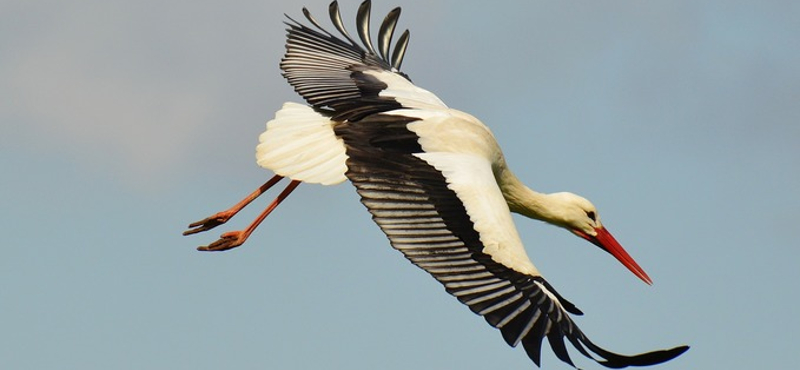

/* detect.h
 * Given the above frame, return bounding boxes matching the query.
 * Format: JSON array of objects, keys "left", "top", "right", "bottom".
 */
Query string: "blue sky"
[{"left": 2, "top": 1, "right": 798, "bottom": 369}]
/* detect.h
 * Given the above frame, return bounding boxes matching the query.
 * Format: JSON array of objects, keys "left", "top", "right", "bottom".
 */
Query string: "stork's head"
[{"left": 548, "top": 192, "right": 653, "bottom": 285}]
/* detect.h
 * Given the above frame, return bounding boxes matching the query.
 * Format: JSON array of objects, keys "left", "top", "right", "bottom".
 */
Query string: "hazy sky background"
[{"left": 2, "top": 1, "right": 798, "bottom": 369}]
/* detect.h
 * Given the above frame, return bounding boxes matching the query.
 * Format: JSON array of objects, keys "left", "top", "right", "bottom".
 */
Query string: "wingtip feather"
[
  {"left": 378, "top": 7, "right": 401, "bottom": 61},
  {"left": 391, "top": 29, "right": 410, "bottom": 70},
  {"left": 328, "top": 0, "right": 359, "bottom": 46},
  {"left": 581, "top": 335, "right": 690, "bottom": 368},
  {"left": 356, "top": 0, "right": 377, "bottom": 55}
]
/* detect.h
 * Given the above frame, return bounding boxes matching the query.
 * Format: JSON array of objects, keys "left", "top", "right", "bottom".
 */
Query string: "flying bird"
[{"left": 184, "top": 1, "right": 689, "bottom": 368}]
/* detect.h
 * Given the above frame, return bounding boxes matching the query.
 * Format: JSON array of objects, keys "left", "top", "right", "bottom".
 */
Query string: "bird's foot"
[
  {"left": 196, "top": 231, "right": 247, "bottom": 252},
  {"left": 183, "top": 212, "right": 234, "bottom": 236}
]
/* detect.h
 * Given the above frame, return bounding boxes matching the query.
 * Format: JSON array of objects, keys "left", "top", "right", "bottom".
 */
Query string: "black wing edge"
[
  {"left": 481, "top": 270, "right": 690, "bottom": 369},
  {"left": 555, "top": 315, "right": 690, "bottom": 369},
  {"left": 281, "top": 1, "right": 412, "bottom": 121},
  {"left": 335, "top": 114, "right": 690, "bottom": 369}
]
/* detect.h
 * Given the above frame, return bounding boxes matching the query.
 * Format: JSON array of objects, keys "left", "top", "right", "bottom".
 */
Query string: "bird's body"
[
  {"left": 185, "top": 1, "right": 688, "bottom": 368},
  {"left": 259, "top": 102, "right": 541, "bottom": 276}
]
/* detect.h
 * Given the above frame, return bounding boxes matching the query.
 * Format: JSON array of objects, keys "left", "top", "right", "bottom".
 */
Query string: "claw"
[
  {"left": 185, "top": 178, "right": 302, "bottom": 252},
  {"left": 183, "top": 213, "right": 234, "bottom": 236},
  {"left": 183, "top": 175, "right": 285, "bottom": 239},
  {"left": 197, "top": 231, "right": 246, "bottom": 252}
]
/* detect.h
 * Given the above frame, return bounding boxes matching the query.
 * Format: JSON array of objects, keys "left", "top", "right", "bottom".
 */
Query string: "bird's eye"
[{"left": 586, "top": 211, "right": 596, "bottom": 221}]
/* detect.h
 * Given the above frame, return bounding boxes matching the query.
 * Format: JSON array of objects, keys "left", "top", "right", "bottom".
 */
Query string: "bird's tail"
[{"left": 256, "top": 102, "right": 348, "bottom": 185}]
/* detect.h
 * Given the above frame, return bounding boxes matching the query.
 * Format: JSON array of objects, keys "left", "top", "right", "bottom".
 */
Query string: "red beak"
[{"left": 574, "top": 227, "right": 653, "bottom": 285}]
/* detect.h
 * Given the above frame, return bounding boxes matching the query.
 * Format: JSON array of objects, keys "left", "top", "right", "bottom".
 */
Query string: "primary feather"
[{"left": 254, "top": 1, "right": 690, "bottom": 368}]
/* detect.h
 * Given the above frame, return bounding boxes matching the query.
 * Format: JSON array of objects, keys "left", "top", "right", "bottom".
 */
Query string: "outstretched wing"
[
  {"left": 334, "top": 112, "right": 689, "bottom": 368},
  {"left": 281, "top": 0, "right": 446, "bottom": 122},
  {"left": 281, "top": 1, "right": 689, "bottom": 368}
]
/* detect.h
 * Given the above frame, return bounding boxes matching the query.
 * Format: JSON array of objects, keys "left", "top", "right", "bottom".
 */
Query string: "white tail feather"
[{"left": 256, "top": 102, "right": 348, "bottom": 185}]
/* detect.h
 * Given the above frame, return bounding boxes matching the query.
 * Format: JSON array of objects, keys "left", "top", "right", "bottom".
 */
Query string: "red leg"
[
  {"left": 197, "top": 180, "right": 302, "bottom": 252},
  {"left": 183, "top": 175, "right": 284, "bottom": 236}
]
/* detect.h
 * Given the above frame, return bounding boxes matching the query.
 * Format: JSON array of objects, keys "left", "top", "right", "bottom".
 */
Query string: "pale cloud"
[
  {"left": 0, "top": 0, "right": 349, "bottom": 192},
  {"left": 0, "top": 0, "right": 251, "bottom": 192},
  {"left": 7, "top": 41, "right": 216, "bottom": 191}
]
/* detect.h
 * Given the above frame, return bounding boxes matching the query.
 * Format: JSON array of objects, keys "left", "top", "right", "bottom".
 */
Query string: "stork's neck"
[{"left": 498, "top": 169, "right": 566, "bottom": 227}]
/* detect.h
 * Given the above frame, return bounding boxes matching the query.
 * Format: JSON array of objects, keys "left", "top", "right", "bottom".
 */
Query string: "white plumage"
[
  {"left": 185, "top": 1, "right": 688, "bottom": 368},
  {"left": 256, "top": 102, "right": 347, "bottom": 185}
]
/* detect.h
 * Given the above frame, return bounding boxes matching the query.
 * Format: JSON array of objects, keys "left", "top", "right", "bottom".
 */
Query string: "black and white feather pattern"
[
  {"left": 281, "top": 1, "right": 409, "bottom": 121},
  {"left": 334, "top": 114, "right": 686, "bottom": 368},
  {"left": 280, "top": 1, "right": 688, "bottom": 368}
]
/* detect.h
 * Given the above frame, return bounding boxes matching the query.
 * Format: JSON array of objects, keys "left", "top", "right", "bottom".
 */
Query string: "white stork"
[{"left": 185, "top": 1, "right": 689, "bottom": 368}]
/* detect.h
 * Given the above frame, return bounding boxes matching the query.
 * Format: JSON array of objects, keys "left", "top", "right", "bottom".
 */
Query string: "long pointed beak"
[{"left": 574, "top": 227, "right": 653, "bottom": 285}]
